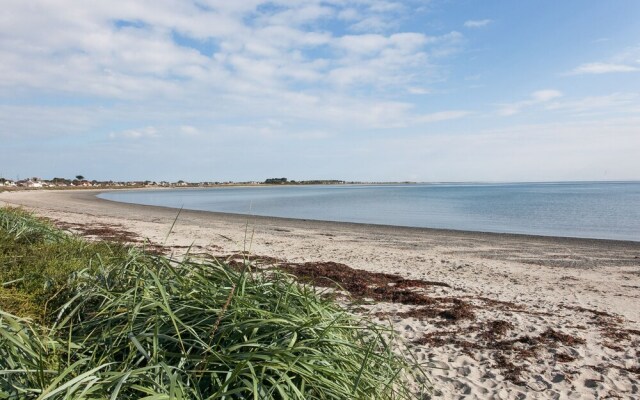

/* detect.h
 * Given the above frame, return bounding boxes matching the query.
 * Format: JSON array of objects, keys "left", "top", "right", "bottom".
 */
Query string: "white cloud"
[
  {"left": 0, "top": 0, "right": 457, "bottom": 103},
  {"left": 531, "top": 90, "right": 563, "bottom": 102},
  {"left": 464, "top": 19, "right": 492, "bottom": 28},
  {"left": 349, "top": 16, "right": 395, "bottom": 32},
  {"left": 109, "top": 126, "right": 159, "bottom": 140},
  {"left": 547, "top": 93, "right": 638, "bottom": 113},
  {"left": 336, "top": 34, "right": 390, "bottom": 55},
  {"left": 0, "top": 0, "right": 470, "bottom": 161},
  {"left": 257, "top": 4, "right": 336, "bottom": 27},
  {"left": 498, "top": 90, "right": 562, "bottom": 116},
  {"left": 179, "top": 126, "right": 201, "bottom": 136},
  {"left": 327, "top": 31, "right": 461, "bottom": 88},
  {"left": 570, "top": 62, "right": 638, "bottom": 75},
  {"left": 337, "top": 8, "right": 360, "bottom": 21},
  {"left": 415, "top": 110, "right": 471, "bottom": 123},
  {"left": 407, "top": 87, "right": 431, "bottom": 95}
]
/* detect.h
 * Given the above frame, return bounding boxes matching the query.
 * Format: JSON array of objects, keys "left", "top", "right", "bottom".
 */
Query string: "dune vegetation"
[{"left": 0, "top": 207, "right": 426, "bottom": 399}]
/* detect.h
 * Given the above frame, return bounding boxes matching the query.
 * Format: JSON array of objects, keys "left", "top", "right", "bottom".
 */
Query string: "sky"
[{"left": 1, "top": 0, "right": 639, "bottom": 183}]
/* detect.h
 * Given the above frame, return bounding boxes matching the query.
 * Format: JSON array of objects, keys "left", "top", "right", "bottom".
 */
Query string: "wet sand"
[{"left": 1, "top": 189, "right": 639, "bottom": 399}]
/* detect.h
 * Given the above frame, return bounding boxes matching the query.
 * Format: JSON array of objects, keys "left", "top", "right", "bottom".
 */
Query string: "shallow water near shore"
[{"left": 98, "top": 181, "right": 640, "bottom": 241}]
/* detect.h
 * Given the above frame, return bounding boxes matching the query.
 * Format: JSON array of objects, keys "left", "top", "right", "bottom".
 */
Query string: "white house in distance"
[{"left": 20, "top": 179, "right": 44, "bottom": 188}]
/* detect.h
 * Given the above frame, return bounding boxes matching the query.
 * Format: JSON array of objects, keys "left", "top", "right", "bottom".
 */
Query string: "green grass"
[
  {"left": 0, "top": 207, "right": 137, "bottom": 320},
  {"left": 0, "top": 207, "right": 428, "bottom": 399}
]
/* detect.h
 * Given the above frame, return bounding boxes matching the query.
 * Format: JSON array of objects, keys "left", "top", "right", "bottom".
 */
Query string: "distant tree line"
[
  {"left": 263, "top": 178, "right": 345, "bottom": 185},
  {"left": 264, "top": 178, "right": 288, "bottom": 184}
]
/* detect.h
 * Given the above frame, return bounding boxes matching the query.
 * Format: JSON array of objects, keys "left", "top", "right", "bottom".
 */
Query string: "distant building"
[{"left": 21, "top": 179, "right": 43, "bottom": 188}]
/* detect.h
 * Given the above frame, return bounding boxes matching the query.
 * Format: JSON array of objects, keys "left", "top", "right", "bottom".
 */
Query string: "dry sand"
[{"left": 1, "top": 189, "right": 639, "bottom": 399}]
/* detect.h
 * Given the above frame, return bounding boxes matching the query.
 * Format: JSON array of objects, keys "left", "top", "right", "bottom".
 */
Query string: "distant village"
[{"left": 0, "top": 176, "right": 349, "bottom": 189}]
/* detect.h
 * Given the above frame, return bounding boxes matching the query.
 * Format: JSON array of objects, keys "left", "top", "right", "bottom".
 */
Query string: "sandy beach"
[{"left": 1, "top": 189, "right": 639, "bottom": 399}]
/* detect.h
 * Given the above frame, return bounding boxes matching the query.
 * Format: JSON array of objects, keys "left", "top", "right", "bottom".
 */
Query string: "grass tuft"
[
  {"left": 0, "top": 207, "right": 428, "bottom": 399},
  {"left": 0, "top": 207, "right": 135, "bottom": 321}
]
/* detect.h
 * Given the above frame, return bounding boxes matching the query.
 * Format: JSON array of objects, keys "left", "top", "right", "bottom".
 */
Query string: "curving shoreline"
[
  {"left": 97, "top": 184, "right": 640, "bottom": 243},
  {"left": 1, "top": 189, "right": 639, "bottom": 398},
  {"left": 7, "top": 188, "right": 640, "bottom": 245}
]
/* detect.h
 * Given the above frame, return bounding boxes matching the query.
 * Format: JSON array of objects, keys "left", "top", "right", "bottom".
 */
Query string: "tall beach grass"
[{"left": 0, "top": 207, "right": 427, "bottom": 399}]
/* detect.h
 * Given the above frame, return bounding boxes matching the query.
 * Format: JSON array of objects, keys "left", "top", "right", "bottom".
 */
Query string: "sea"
[{"left": 98, "top": 182, "right": 640, "bottom": 242}]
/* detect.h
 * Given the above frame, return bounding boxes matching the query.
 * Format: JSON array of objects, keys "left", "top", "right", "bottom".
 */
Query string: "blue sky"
[{"left": 1, "top": 0, "right": 639, "bottom": 182}]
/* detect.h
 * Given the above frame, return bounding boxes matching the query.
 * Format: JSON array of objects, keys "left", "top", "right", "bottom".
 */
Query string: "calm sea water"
[{"left": 98, "top": 182, "right": 640, "bottom": 241}]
